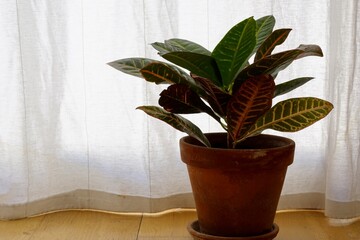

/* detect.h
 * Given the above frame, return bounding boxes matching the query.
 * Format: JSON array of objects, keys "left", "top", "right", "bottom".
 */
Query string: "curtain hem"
[{"left": 1, "top": 190, "right": 359, "bottom": 220}]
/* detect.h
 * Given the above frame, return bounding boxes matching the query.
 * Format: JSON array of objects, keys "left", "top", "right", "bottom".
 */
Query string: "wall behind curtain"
[{"left": 0, "top": 0, "right": 359, "bottom": 219}]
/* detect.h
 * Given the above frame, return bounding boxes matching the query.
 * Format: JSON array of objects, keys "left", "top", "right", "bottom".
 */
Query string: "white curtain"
[{"left": 0, "top": 0, "right": 359, "bottom": 220}]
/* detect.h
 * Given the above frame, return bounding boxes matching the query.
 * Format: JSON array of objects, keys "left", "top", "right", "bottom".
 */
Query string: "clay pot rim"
[
  {"left": 180, "top": 133, "right": 295, "bottom": 152},
  {"left": 179, "top": 133, "right": 295, "bottom": 169}
]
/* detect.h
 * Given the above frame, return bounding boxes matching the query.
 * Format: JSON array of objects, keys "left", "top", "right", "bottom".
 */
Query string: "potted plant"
[{"left": 108, "top": 15, "right": 333, "bottom": 240}]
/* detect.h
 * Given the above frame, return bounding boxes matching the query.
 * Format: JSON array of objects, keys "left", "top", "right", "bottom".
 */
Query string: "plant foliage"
[{"left": 108, "top": 15, "right": 333, "bottom": 148}]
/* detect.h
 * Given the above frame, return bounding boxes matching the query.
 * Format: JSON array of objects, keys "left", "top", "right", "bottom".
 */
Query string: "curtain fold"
[
  {"left": 325, "top": 0, "right": 360, "bottom": 218},
  {"left": 0, "top": 0, "right": 359, "bottom": 219}
]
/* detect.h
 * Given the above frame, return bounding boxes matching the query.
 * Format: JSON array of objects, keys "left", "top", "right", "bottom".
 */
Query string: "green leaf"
[
  {"left": 140, "top": 62, "right": 205, "bottom": 96},
  {"left": 241, "top": 97, "right": 334, "bottom": 140},
  {"left": 255, "top": 28, "right": 292, "bottom": 61},
  {"left": 227, "top": 75, "right": 275, "bottom": 145},
  {"left": 159, "top": 84, "right": 220, "bottom": 122},
  {"left": 151, "top": 42, "right": 177, "bottom": 55},
  {"left": 161, "top": 52, "right": 222, "bottom": 86},
  {"left": 212, "top": 17, "right": 257, "bottom": 89},
  {"left": 137, "top": 106, "right": 211, "bottom": 147},
  {"left": 165, "top": 38, "right": 211, "bottom": 56},
  {"left": 107, "top": 58, "right": 157, "bottom": 78},
  {"left": 253, "top": 15, "right": 276, "bottom": 54},
  {"left": 151, "top": 38, "right": 211, "bottom": 56},
  {"left": 274, "top": 77, "right": 314, "bottom": 97}
]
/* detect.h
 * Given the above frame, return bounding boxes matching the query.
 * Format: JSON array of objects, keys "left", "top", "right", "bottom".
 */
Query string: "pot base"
[{"left": 187, "top": 220, "right": 279, "bottom": 240}]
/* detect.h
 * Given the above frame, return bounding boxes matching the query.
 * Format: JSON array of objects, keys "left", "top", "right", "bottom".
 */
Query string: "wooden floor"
[{"left": 0, "top": 209, "right": 359, "bottom": 240}]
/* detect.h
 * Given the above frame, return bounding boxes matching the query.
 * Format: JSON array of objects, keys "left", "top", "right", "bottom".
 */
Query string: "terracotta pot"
[{"left": 180, "top": 133, "right": 295, "bottom": 238}]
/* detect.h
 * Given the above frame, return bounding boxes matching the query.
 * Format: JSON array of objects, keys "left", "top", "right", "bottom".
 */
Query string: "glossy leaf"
[
  {"left": 159, "top": 84, "right": 220, "bottom": 122},
  {"left": 212, "top": 17, "right": 257, "bottom": 89},
  {"left": 151, "top": 38, "right": 211, "bottom": 56},
  {"left": 165, "top": 38, "right": 211, "bottom": 56},
  {"left": 227, "top": 75, "right": 275, "bottom": 145},
  {"left": 296, "top": 44, "right": 323, "bottom": 58},
  {"left": 191, "top": 74, "right": 232, "bottom": 118},
  {"left": 140, "top": 62, "right": 205, "bottom": 96},
  {"left": 162, "top": 52, "right": 222, "bottom": 86},
  {"left": 241, "top": 97, "right": 334, "bottom": 141},
  {"left": 137, "top": 106, "right": 211, "bottom": 147},
  {"left": 159, "top": 84, "right": 201, "bottom": 113},
  {"left": 234, "top": 49, "right": 301, "bottom": 91},
  {"left": 253, "top": 15, "right": 276, "bottom": 54},
  {"left": 151, "top": 42, "right": 178, "bottom": 55},
  {"left": 109, "top": 15, "right": 334, "bottom": 149},
  {"left": 255, "top": 28, "right": 292, "bottom": 61},
  {"left": 274, "top": 77, "right": 314, "bottom": 97},
  {"left": 235, "top": 44, "right": 323, "bottom": 87},
  {"left": 107, "top": 58, "right": 157, "bottom": 78}
]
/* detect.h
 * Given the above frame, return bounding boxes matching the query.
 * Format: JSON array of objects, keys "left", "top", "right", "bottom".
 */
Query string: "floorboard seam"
[{"left": 136, "top": 213, "right": 144, "bottom": 240}]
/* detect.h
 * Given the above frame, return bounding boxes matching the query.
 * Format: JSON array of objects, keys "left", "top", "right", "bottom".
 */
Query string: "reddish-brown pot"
[{"left": 180, "top": 133, "right": 295, "bottom": 238}]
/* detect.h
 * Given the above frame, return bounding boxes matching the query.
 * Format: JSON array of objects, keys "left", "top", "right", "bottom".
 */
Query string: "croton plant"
[{"left": 108, "top": 15, "right": 333, "bottom": 148}]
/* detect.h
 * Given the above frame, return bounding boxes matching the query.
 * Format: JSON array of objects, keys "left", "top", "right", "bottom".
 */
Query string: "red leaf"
[
  {"left": 227, "top": 75, "right": 275, "bottom": 143},
  {"left": 191, "top": 74, "right": 231, "bottom": 117},
  {"left": 159, "top": 84, "right": 202, "bottom": 113},
  {"left": 159, "top": 84, "right": 219, "bottom": 121}
]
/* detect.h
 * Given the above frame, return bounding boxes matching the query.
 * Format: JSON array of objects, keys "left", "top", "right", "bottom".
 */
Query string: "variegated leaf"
[
  {"left": 151, "top": 38, "right": 211, "bottom": 56},
  {"left": 164, "top": 38, "right": 211, "bottom": 56},
  {"left": 296, "top": 44, "right": 323, "bottom": 58},
  {"left": 255, "top": 28, "right": 292, "bottom": 61},
  {"left": 236, "top": 49, "right": 302, "bottom": 83},
  {"left": 151, "top": 42, "right": 178, "bottom": 55},
  {"left": 161, "top": 52, "right": 222, "bottom": 86},
  {"left": 227, "top": 75, "right": 275, "bottom": 145},
  {"left": 212, "top": 17, "right": 257, "bottom": 89},
  {"left": 137, "top": 106, "right": 211, "bottom": 147},
  {"left": 140, "top": 62, "right": 206, "bottom": 96},
  {"left": 253, "top": 15, "right": 276, "bottom": 54},
  {"left": 107, "top": 58, "right": 157, "bottom": 78},
  {"left": 234, "top": 44, "right": 322, "bottom": 90},
  {"left": 241, "top": 97, "right": 334, "bottom": 141},
  {"left": 191, "top": 74, "right": 231, "bottom": 118}
]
